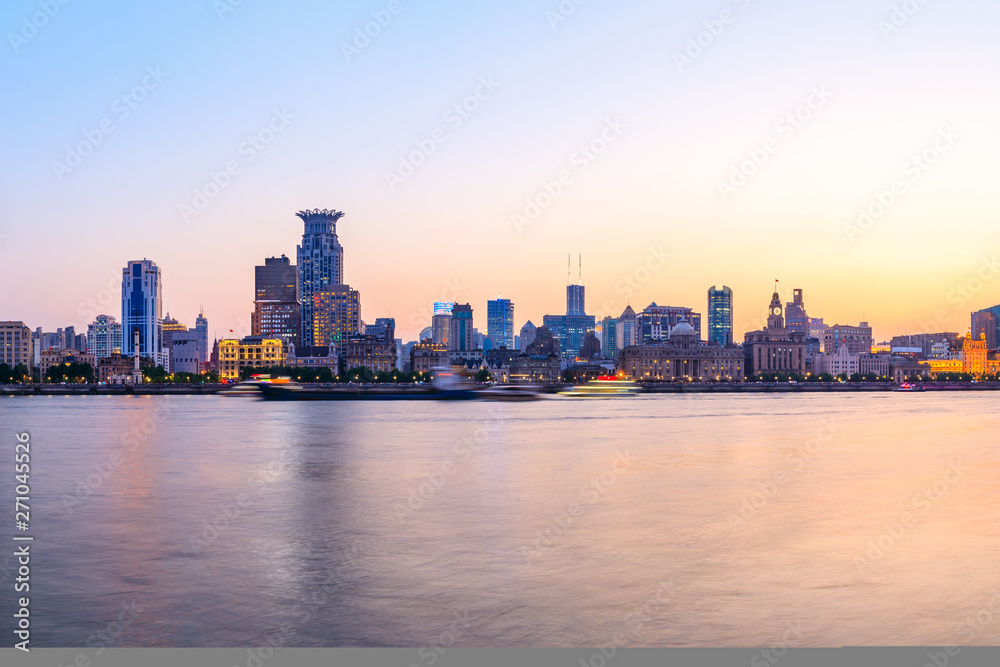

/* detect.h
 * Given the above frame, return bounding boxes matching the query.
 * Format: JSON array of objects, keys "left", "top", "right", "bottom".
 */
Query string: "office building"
[
  {"left": 87, "top": 314, "right": 123, "bottom": 360},
  {"left": 824, "top": 322, "right": 873, "bottom": 355},
  {"left": 216, "top": 337, "right": 287, "bottom": 380},
  {"left": 487, "top": 298, "right": 515, "bottom": 350},
  {"left": 972, "top": 306, "right": 999, "bottom": 350},
  {"left": 0, "top": 321, "right": 33, "bottom": 370},
  {"left": 195, "top": 310, "right": 209, "bottom": 363},
  {"left": 743, "top": 290, "right": 807, "bottom": 377},
  {"left": 253, "top": 254, "right": 301, "bottom": 346},
  {"left": 297, "top": 208, "right": 347, "bottom": 346},
  {"left": 312, "top": 285, "right": 361, "bottom": 351},
  {"left": 618, "top": 321, "right": 744, "bottom": 381},
  {"left": 638, "top": 303, "right": 701, "bottom": 343},
  {"left": 121, "top": 259, "right": 168, "bottom": 368},
  {"left": 708, "top": 285, "right": 734, "bottom": 346},
  {"left": 519, "top": 321, "right": 537, "bottom": 352}
]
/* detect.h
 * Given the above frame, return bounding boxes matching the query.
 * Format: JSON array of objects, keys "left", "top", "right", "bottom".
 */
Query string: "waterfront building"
[
  {"left": 487, "top": 298, "right": 515, "bottom": 351},
  {"left": 431, "top": 313, "right": 451, "bottom": 347},
  {"left": 813, "top": 346, "right": 859, "bottom": 378},
  {"left": 638, "top": 303, "right": 702, "bottom": 343},
  {"left": 344, "top": 334, "right": 397, "bottom": 374},
  {"left": 170, "top": 330, "right": 201, "bottom": 374},
  {"left": 618, "top": 320, "right": 744, "bottom": 381},
  {"left": 216, "top": 337, "right": 287, "bottom": 380},
  {"left": 824, "top": 322, "right": 873, "bottom": 355},
  {"left": 253, "top": 255, "right": 301, "bottom": 346},
  {"left": 450, "top": 304, "right": 475, "bottom": 352},
  {"left": 311, "top": 285, "right": 361, "bottom": 351},
  {"left": 808, "top": 318, "right": 828, "bottom": 348},
  {"left": 296, "top": 209, "right": 347, "bottom": 346},
  {"left": 925, "top": 358, "right": 963, "bottom": 378},
  {"left": 708, "top": 285, "right": 734, "bottom": 346},
  {"left": 410, "top": 342, "right": 450, "bottom": 373},
  {"left": 510, "top": 353, "right": 562, "bottom": 384},
  {"left": 859, "top": 352, "right": 891, "bottom": 378},
  {"left": 519, "top": 321, "right": 537, "bottom": 352},
  {"left": 961, "top": 333, "right": 988, "bottom": 375},
  {"left": 87, "top": 315, "right": 123, "bottom": 361},
  {"left": 2, "top": 322, "right": 32, "bottom": 371},
  {"left": 889, "top": 333, "right": 957, "bottom": 358},
  {"left": 601, "top": 317, "right": 619, "bottom": 360},
  {"left": 97, "top": 352, "right": 138, "bottom": 384},
  {"left": 889, "top": 357, "right": 930, "bottom": 383},
  {"left": 286, "top": 344, "right": 338, "bottom": 370},
  {"left": 743, "top": 290, "right": 807, "bottom": 377},
  {"left": 972, "top": 307, "right": 999, "bottom": 350},
  {"left": 121, "top": 259, "right": 168, "bottom": 368},
  {"left": 39, "top": 348, "right": 95, "bottom": 377}
]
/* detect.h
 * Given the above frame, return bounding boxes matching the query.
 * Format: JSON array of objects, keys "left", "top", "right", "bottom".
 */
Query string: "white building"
[
  {"left": 87, "top": 314, "right": 123, "bottom": 361},
  {"left": 170, "top": 330, "right": 201, "bottom": 374},
  {"left": 814, "top": 346, "right": 859, "bottom": 377}
]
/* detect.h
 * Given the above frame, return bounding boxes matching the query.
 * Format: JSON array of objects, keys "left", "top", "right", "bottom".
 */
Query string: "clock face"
[{"left": 772, "top": 307, "right": 781, "bottom": 315}]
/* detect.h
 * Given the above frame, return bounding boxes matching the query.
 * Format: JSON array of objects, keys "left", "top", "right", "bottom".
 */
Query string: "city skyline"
[{"left": 2, "top": 1, "right": 999, "bottom": 344}]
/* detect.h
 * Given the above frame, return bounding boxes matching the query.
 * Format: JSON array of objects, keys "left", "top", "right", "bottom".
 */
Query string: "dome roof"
[{"left": 672, "top": 320, "right": 695, "bottom": 336}]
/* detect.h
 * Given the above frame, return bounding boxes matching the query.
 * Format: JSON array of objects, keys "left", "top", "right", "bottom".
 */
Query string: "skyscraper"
[
  {"left": 121, "top": 259, "right": 167, "bottom": 367},
  {"left": 296, "top": 209, "right": 346, "bottom": 346},
  {"left": 450, "top": 304, "right": 474, "bottom": 352},
  {"left": 195, "top": 310, "right": 209, "bottom": 363},
  {"left": 543, "top": 256, "right": 595, "bottom": 360},
  {"left": 312, "top": 286, "right": 361, "bottom": 351},
  {"left": 253, "top": 255, "right": 301, "bottom": 345},
  {"left": 972, "top": 306, "right": 1000, "bottom": 350},
  {"left": 519, "top": 321, "right": 537, "bottom": 352},
  {"left": 707, "top": 285, "right": 733, "bottom": 346},
  {"left": 784, "top": 288, "right": 808, "bottom": 336},
  {"left": 487, "top": 298, "right": 515, "bottom": 350}
]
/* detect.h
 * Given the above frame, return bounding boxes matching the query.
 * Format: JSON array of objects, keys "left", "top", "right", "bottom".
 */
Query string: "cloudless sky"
[{"left": 2, "top": 0, "right": 999, "bottom": 342}]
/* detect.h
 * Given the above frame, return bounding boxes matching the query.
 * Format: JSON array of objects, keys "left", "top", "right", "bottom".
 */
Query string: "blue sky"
[{"left": 2, "top": 0, "right": 999, "bottom": 341}]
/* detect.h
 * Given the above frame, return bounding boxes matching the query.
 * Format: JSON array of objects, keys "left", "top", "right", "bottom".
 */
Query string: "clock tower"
[{"left": 767, "top": 291, "right": 784, "bottom": 330}]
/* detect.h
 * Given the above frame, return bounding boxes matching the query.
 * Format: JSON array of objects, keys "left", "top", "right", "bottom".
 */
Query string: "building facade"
[
  {"left": 170, "top": 330, "right": 201, "bottom": 374},
  {"left": 296, "top": 209, "right": 346, "bottom": 346},
  {"left": 311, "top": 285, "right": 360, "bottom": 351},
  {"left": 344, "top": 335, "right": 397, "bottom": 374},
  {"left": 519, "top": 321, "right": 537, "bottom": 353},
  {"left": 411, "top": 342, "right": 450, "bottom": 373},
  {"left": 216, "top": 337, "right": 287, "bottom": 380},
  {"left": 743, "top": 291, "right": 807, "bottom": 377},
  {"left": 824, "top": 322, "right": 873, "bottom": 355},
  {"left": 253, "top": 254, "right": 301, "bottom": 346},
  {"left": 87, "top": 314, "right": 123, "bottom": 360},
  {"left": 638, "top": 303, "right": 702, "bottom": 343},
  {"left": 487, "top": 298, "right": 515, "bottom": 350},
  {"left": 40, "top": 349, "right": 96, "bottom": 378},
  {"left": 1, "top": 322, "right": 33, "bottom": 370},
  {"left": 286, "top": 344, "right": 339, "bottom": 370},
  {"left": 972, "top": 307, "right": 999, "bottom": 350},
  {"left": 121, "top": 259, "right": 168, "bottom": 368},
  {"left": 707, "top": 285, "right": 733, "bottom": 346},
  {"left": 450, "top": 304, "right": 475, "bottom": 352},
  {"left": 618, "top": 321, "right": 744, "bottom": 381}
]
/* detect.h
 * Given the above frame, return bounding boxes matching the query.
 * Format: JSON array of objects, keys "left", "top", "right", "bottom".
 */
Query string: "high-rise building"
[
  {"left": 972, "top": 306, "right": 1000, "bottom": 350},
  {"left": 296, "top": 209, "right": 346, "bottom": 346},
  {"left": 161, "top": 313, "right": 188, "bottom": 353},
  {"left": 450, "top": 304, "right": 474, "bottom": 352},
  {"left": 601, "top": 316, "right": 619, "bottom": 360},
  {"left": 121, "top": 259, "right": 167, "bottom": 367},
  {"left": 431, "top": 313, "right": 451, "bottom": 347},
  {"left": 87, "top": 314, "right": 123, "bottom": 360},
  {"left": 638, "top": 303, "right": 701, "bottom": 343},
  {"left": 567, "top": 285, "right": 585, "bottom": 317},
  {"left": 618, "top": 305, "right": 638, "bottom": 350},
  {"left": 784, "top": 289, "right": 808, "bottom": 336},
  {"left": 487, "top": 298, "right": 515, "bottom": 350},
  {"left": 519, "top": 321, "right": 537, "bottom": 352},
  {"left": 312, "top": 285, "right": 360, "bottom": 351},
  {"left": 195, "top": 310, "right": 209, "bottom": 364},
  {"left": 708, "top": 286, "right": 733, "bottom": 346},
  {"left": 0, "top": 321, "right": 32, "bottom": 370},
  {"left": 253, "top": 255, "right": 301, "bottom": 345}
]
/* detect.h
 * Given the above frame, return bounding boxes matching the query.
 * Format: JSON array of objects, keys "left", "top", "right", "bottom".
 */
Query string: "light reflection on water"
[{"left": 1, "top": 392, "right": 999, "bottom": 647}]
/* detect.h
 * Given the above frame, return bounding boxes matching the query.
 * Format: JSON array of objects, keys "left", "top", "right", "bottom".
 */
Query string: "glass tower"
[
  {"left": 296, "top": 209, "right": 346, "bottom": 346},
  {"left": 707, "top": 285, "right": 733, "bottom": 347}
]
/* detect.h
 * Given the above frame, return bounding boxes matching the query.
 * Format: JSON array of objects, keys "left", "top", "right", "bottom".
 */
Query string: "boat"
[
  {"left": 558, "top": 376, "right": 641, "bottom": 397},
  {"left": 257, "top": 368, "right": 479, "bottom": 401},
  {"left": 220, "top": 374, "right": 294, "bottom": 396},
  {"left": 893, "top": 382, "right": 926, "bottom": 392},
  {"left": 476, "top": 384, "right": 542, "bottom": 401}
]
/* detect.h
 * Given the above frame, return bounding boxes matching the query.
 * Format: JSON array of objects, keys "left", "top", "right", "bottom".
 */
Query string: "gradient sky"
[{"left": 2, "top": 0, "right": 999, "bottom": 343}]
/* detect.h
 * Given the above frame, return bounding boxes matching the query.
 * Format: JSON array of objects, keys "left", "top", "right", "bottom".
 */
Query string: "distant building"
[
  {"left": 824, "top": 322, "right": 873, "bottom": 355},
  {"left": 344, "top": 334, "right": 397, "bottom": 375},
  {"left": 39, "top": 348, "right": 96, "bottom": 378},
  {"left": 708, "top": 285, "right": 733, "bottom": 346},
  {"left": 286, "top": 344, "right": 338, "bottom": 370},
  {"left": 579, "top": 331, "right": 602, "bottom": 360},
  {"left": 972, "top": 307, "right": 999, "bottom": 350},
  {"left": 450, "top": 304, "right": 475, "bottom": 352},
  {"left": 195, "top": 310, "right": 209, "bottom": 363},
  {"left": 618, "top": 320, "right": 744, "bottom": 381},
  {"left": 297, "top": 209, "right": 347, "bottom": 346},
  {"left": 87, "top": 314, "right": 123, "bottom": 361},
  {"left": 889, "top": 332, "right": 957, "bottom": 358},
  {"left": 526, "top": 326, "right": 561, "bottom": 357},
  {"left": 170, "top": 330, "right": 201, "bottom": 374},
  {"left": 0, "top": 321, "right": 32, "bottom": 372},
  {"left": 121, "top": 259, "right": 168, "bottom": 368},
  {"left": 311, "top": 285, "right": 360, "bottom": 351},
  {"left": 216, "top": 337, "right": 287, "bottom": 380},
  {"left": 813, "top": 346, "right": 859, "bottom": 378},
  {"left": 784, "top": 289, "right": 808, "bottom": 336},
  {"left": 638, "top": 303, "right": 702, "bottom": 343},
  {"left": 510, "top": 354, "right": 562, "bottom": 384},
  {"left": 411, "top": 342, "right": 450, "bottom": 373},
  {"left": 743, "top": 290, "right": 807, "bottom": 377},
  {"left": 487, "top": 298, "right": 515, "bottom": 351},
  {"left": 519, "top": 321, "right": 537, "bottom": 352},
  {"left": 253, "top": 255, "right": 301, "bottom": 346},
  {"left": 431, "top": 313, "right": 451, "bottom": 347},
  {"left": 601, "top": 317, "right": 619, "bottom": 360},
  {"left": 618, "top": 305, "right": 639, "bottom": 350},
  {"left": 859, "top": 352, "right": 891, "bottom": 378}
]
